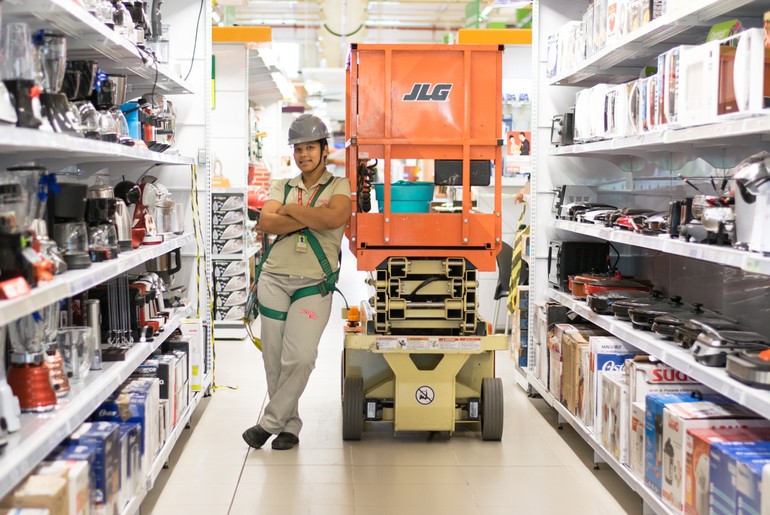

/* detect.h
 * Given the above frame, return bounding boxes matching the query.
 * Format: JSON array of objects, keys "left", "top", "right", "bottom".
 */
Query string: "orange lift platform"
[{"left": 341, "top": 44, "right": 509, "bottom": 441}]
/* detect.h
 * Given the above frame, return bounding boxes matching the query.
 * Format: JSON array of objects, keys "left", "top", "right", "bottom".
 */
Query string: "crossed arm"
[{"left": 258, "top": 194, "right": 352, "bottom": 235}]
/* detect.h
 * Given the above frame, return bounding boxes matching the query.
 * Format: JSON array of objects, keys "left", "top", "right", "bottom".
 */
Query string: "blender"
[
  {"left": 0, "top": 166, "right": 55, "bottom": 291},
  {"left": 6, "top": 312, "right": 58, "bottom": 412},
  {"left": 2, "top": 22, "right": 42, "bottom": 129},
  {"left": 49, "top": 182, "right": 92, "bottom": 270},
  {"left": 42, "top": 302, "right": 70, "bottom": 397},
  {"left": 33, "top": 31, "right": 78, "bottom": 135}
]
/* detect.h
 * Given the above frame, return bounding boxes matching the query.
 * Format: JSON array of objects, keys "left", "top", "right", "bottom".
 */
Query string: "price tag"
[{"left": 745, "top": 257, "right": 761, "bottom": 274}]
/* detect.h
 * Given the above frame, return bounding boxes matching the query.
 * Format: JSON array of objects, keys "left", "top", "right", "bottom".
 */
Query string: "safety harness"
[{"left": 245, "top": 178, "right": 340, "bottom": 330}]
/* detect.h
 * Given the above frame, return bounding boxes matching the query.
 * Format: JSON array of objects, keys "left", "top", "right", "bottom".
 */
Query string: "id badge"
[{"left": 295, "top": 233, "right": 308, "bottom": 253}]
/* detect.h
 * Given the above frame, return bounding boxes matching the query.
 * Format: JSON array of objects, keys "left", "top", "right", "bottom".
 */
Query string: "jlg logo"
[{"left": 403, "top": 83, "right": 453, "bottom": 102}]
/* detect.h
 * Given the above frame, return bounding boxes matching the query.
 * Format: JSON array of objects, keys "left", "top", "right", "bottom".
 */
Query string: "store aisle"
[{"left": 142, "top": 246, "right": 642, "bottom": 515}]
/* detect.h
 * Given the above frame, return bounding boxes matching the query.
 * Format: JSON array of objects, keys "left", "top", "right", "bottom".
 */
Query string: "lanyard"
[{"left": 297, "top": 184, "right": 323, "bottom": 206}]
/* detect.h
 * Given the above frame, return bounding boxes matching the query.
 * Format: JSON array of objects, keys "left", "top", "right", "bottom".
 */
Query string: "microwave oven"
[
  {"left": 731, "top": 28, "right": 770, "bottom": 115},
  {"left": 678, "top": 40, "right": 738, "bottom": 127}
]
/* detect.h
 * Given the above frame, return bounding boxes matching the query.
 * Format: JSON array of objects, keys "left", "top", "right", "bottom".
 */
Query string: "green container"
[{"left": 373, "top": 181, "right": 434, "bottom": 213}]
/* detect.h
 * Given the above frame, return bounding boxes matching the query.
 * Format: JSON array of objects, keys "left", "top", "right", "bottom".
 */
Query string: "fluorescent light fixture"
[{"left": 271, "top": 71, "right": 297, "bottom": 101}]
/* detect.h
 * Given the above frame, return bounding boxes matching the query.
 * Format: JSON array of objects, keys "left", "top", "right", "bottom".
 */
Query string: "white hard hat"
[{"left": 288, "top": 114, "right": 330, "bottom": 145}]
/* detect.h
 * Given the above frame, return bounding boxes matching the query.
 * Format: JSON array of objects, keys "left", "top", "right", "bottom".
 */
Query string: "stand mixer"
[
  {"left": 131, "top": 179, "right": 169, "bottom": 245},
  {"left": 7, "top": 312, "right": 58, "bottom": 412}
]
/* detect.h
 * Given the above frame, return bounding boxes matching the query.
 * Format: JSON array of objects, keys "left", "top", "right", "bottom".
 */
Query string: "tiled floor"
[{"left": 141, "top": 251, "right": 643, "bottom": 514}]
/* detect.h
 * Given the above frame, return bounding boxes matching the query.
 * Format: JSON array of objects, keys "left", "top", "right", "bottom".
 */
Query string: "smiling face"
[{"left": 293, "top": 140, "right": 328, "bottom": 175}]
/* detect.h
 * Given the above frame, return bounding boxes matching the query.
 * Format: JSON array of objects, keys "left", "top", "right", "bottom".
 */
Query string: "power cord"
[{"left": 184, "top": 0, "right": 205, "bottom": 82}]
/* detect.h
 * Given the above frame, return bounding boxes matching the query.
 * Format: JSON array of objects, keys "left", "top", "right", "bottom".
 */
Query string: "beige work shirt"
[{"left": 263, "top": 170, "right": 351, "bottom": 280}]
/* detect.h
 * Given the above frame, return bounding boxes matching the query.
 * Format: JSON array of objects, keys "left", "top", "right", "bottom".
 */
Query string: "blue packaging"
[
  {"left": 710, "top": 441, "right": 770, "bottom": 515},
  {"left": 736, "top": 454, "right": 770, "bottom": 515},
  {"left": 66, "top": 422, "right": 120, "bottom": 515},
  {"left": 49, "top": 443, "right": 98, "bottom": 510},
  {"left": 120, "top": 102, "right": 140, "bottom": 140},
  {"left": 644, "top": 392, "right": 731, "bottom": 495}
]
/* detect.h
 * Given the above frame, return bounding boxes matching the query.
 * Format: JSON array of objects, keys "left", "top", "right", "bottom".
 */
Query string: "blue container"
[
  {"left": 120, "top": 102, "right": 141, "bottom": 140},
  {"left": 373, "top": 181, "right": 434, "bottom": 213}
]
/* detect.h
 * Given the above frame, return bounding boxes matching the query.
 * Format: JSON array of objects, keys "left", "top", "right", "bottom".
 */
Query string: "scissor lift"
[{"left": 342, "top": 44, "right": 507, "bottom": 440}]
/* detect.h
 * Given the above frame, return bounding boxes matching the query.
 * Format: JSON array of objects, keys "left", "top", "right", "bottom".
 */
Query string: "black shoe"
[
  {"left": 242, "top": 424, "right": 272, "bottom": 449},
  {"left": 271, "top": 432, "right": 300, "bottom": 450}
]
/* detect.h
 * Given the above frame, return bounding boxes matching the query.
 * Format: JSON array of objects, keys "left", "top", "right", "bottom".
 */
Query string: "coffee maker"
[
  {"left": 49, "top": 182, "right": 92, "bottom": 270},
  {"left": 64, "top": 60, "right": 100, "bottom": 139},
  {"left": 85, "top": 177, "right": 120, "bottom": 261}
]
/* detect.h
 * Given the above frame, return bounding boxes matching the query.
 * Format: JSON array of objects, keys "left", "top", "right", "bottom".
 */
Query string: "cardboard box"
[
  {"left": 549, "top": 324, "right": 604, "bottom": 403},
  {"left": 661, "top": 401, "right": 762, "bottom": 513},
  {"left": 578, "top": 345, "right": 591, "bottom": 425},
  {"left": 116, "top": 423, "right": 141, "bottom": 512},
  {"left": 535, "top": 302, "right": 572, "bottom": 386},
  {"left": 0, "top": 510, "right": 52, "bottom": 514},
  {"left": 627, "top": 358, "right": 703, "bottom": 409},
  {"left": 736, "top": 455, "right": 770, "bottom": 515},
  {"left": 590, "top": 336, "right": 642, "bottom": 436},
  {"left": 180, "top": 321, "right": 204, "bottom": 391},
  {"left": 47, "top": 445, "right": 96, "bottom": 514},
  {"left": 685, "top": 427, "right": 770, "bottom": 515},
  {"left": 66, "top": 422, "right": 120, "bottom": 515},
  {"left": 710, "top": 441, "right": 770, "bottom": 515},
  {"left": 562, "top": 332, "right": 590, "bottom": 415},
  {"left": 36, "top": 460, "right": 89, "bottom": 515},
  {"left": 631, "top": 401, "right": 646, "bottom": 479},
  {"left": 0, "top": 476, "right": 67, "bottom": 515},
  {"left": 644, "top": 393, "right": 731, "bottom": 496},
  {"left": 601, "top": 373, "right": 629, "bottom": 463}
]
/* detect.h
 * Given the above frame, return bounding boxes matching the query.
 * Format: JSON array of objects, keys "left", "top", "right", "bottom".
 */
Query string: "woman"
[{"left": 242, "top": 114, "right": 351, "bottom": 451}]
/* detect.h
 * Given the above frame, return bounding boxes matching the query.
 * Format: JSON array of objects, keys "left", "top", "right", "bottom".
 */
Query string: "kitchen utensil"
[
  {"left": 3, "top": 23, "right": 35, "bottom": 81},
  {"left": 6, "top": 353, "right": 57, "bottom": 412},
  {"left": 97, "top": 109, "right": 118, "bottom": 142},
  {"left": 76, "top": 100, "right": 100, "bottom": 139},
  {"left": 550, "top": 111, "right": 574, "bottom": 146},
  {"left": 92, "top": 73, "right": 127, "bottom": 108},
  {"left": 673, "top": 317, "right": 743, "bottom": 349},
  {"left": 569, "top": 272, "right": 611, "bottom": 299},
  {"left": 114, "top": 198, "right": 132, "bottom": 250},
  {"left": 691, "top": 330, "right": 770, "bottom": 367},
  {"left": 57, "top": 326, "right": 95, "bottom": 381},
  {"left": 628, "top": 300, "right": 695, "bottom": 331},
  {"left": 87, "top": 223, "right": 120, "bottom": 261},
  {"left": 31, "top": 219, "right": 66, "bottom": 275},
  {"left": 66, "top": 60, "right": 98, "bottom": 100},
  {"left": 611, "top": 295, "right": 680, "bottom": 320},
  {"left": 586, "top": 289, "right": 655, "bottom": 315},
  {"left": 146, "top": 248, "right": 181, "bottom": 276},
  {"left": 85, "top": 299, "right": 103, "bottom": 370},
  {"left": 53, "top": 222, "right": 91, "bottom": 269},
  {"left": 583, "top": 274, "right": 651, "bottom": 297}
]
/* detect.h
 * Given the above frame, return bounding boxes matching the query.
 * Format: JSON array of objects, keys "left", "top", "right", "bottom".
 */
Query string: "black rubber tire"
[
  {"left": 342, "top": 376, "right": 364, "bottom": 440},
  {"left": 481, "top": 377, "right": 504, "bottom": 441}
]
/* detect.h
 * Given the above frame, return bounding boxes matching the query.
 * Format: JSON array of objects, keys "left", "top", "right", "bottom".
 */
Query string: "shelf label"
[{"left": 745, "top": 257, "right": 762, "bottom": 274}]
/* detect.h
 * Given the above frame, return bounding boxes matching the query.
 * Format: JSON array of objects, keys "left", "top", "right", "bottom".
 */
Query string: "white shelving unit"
[
  {"left": 547, "top": 289, "right": 770, "bottom": 420},
  {"left": 552, "top": 220, "right": 770, "bottom": 276},
  {"left": 526, "top": 372, "right": 675, "bottom": 515},
  {"left": 550, "top": 115, "right": 770, "bottom": 158},
  {"left": 3, "top": 0, "right": 195, "bottom": 95},
  {"left": 0, "top": 234, "right": 193, "bottom": 326},
  {"left": 0, "top": 0, "right": 210, "bottom": 506},
  {"left": 531, "top": 2, "right": 770, "bottom": 513},
  {"left": 0, "top": 306, "right": 192, "bottom": 500},
  {"left": 548, "top": 0, "right": 770, "bottom": 87}
]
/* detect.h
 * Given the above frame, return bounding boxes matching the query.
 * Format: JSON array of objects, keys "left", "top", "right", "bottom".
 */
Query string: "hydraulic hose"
[{"left": 357, "top": 159, "right": 377, "bottom": 212}]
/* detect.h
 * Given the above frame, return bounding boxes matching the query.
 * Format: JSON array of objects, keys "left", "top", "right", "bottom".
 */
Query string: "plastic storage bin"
[{"left": 373, "top": 181, "right": 434, "bottom": 213}]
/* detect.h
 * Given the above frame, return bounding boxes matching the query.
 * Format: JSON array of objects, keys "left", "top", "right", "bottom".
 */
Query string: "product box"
[
  {"left": 211, "top": 192, "right": 245, "bottom": 212},
  {"left": 212, "top": 223, "right": 245, "bottom": 243},
  {"left": 736, "top": 455, "right": 770, "bottom": 515},
  {"left": 627, "top": 357, "right": 703, "bottom": 408},
  {"left": 578, "top": 345, "right": 591, "bottom": 425},
  {"left": 36, "top": 460, "right": 89, "bottom": 515},
  {"left": 180, "top": 321, "right": 205, "bottom": 391},
  {"left": 0, "top": 475, "right": 67, "bottom": 515},
  {"left": 630, "top": 401, "right": 646, "bottom": 479},
  {"left": 116, "top": 423, "right": 141, "bottom": 512},
  {"left": 601, "top": 372, "right": 629, "bottom": 463},
  {"left": 591, "top": 336, "right": 641, "bottom": 437},
  {"left": 66, "top": 422, "right": 120, "bottom": 515},
  {"left": 562, "top": 332, "right": 590, "bottom": 415},
  {"left": 213, "top": 260, "right": 248, "bottom": 279},
  {"left": 212, "top": 239, "right": 245, "bottom": 255},
  {"left": 535, "top": 302, "right": 572, "bottom": 387},
  {"left": 644, "top": 393, "right": 731, "bottom": 496},
  {"left": 549, "top": 324, "right": 604, "bottom": 403},
  {"left": 710, "top": 441, "right": 770, "bottom": 515},
  {"left": 0, "top": 510, "right": 52, "bottom": 514},
  {"left": 214, "top": 304, "right": 246, "bottom": 322},
  {"left": 661, "top": 401, "right": 762, "bottom": 513},
  {"left": 48, "top": 444, "right": 97, "bottom": 513},
  {"left": 685, "top": 427, "right": 770, "bottom": 515}
]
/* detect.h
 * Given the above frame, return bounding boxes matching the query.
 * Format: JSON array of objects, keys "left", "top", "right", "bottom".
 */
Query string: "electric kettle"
[{"left": 733, "top": 153, "right": 770, "bottom": 253}]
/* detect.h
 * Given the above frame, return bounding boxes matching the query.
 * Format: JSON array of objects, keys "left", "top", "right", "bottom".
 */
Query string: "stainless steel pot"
[
  {"left": 113, "top": 198, "right": 132, "bottom": 251},
  {"left": 146, "top": 248, "right": 181, "bottom": 275}
]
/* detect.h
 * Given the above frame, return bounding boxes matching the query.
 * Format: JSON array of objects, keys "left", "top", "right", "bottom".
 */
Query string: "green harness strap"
[{"left": 255, "top": 179, "right": 339, "bottom": 321}]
